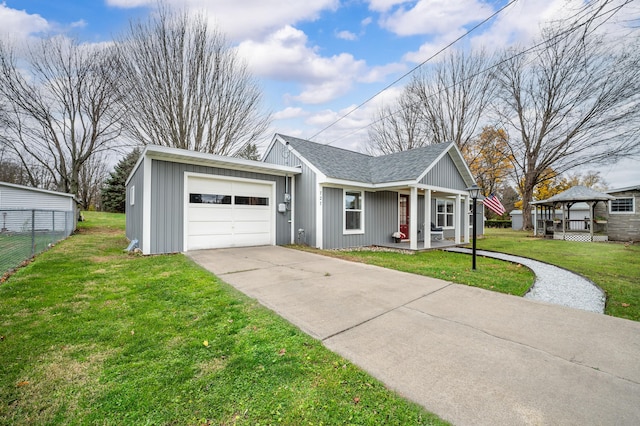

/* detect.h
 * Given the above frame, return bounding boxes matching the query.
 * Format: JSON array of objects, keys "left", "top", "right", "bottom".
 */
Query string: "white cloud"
[
  {"left": 336, "top": 30, "right": 357, "bottom": 40},
  {"left": 237, "top": 25, "right": 367, "bottom": 104},
  {"left": 0, "top": 3, "right": 50, "bottom": 40},
  {"left": 403, "top": 28, "right": 466, "bottom": 63},
  {"left": 376, "top": 0, "right": 493, "bottom": 36},
  {"left": 70, "top": 19, "right": 88, "bottom": 29},
  {"left": 367, "top": 0, "right": 405, "bottom": 13},
  {"left": 273, "top": 107, "right": 308, "bottom": 120},
  {"left": 107, "top": 0, "right": 339, "bottom": 41}
]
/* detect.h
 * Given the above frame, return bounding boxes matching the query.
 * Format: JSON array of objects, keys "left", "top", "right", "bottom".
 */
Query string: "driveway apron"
[{"left": 186, "top": 246, "right": 640, "bottom": 426}]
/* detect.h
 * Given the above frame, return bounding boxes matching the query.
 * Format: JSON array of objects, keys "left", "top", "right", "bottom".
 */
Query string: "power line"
[
  {"left": 317, "top": 0, "right": 632, "bottom": 147},
  {"left": 306, "top": 0, "right": 520, "bottom": 142}
]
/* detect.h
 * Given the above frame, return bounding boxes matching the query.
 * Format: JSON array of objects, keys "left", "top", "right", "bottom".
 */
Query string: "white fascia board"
[
  {"left": 416, "top": 183, "right": 470, "bottom": 196},
  {"left": 142, "top": 155, "right": 152, "bottom": 254},
  {"left": 276, "top": 135, "right": 327, "bottom": 181},
  {"left": 416, "top": 143, "right": 453, "bottom": 183},
  {"left": 144, "top": 145, "right": 301, "bottom": 176},
  {"left": 0, "top": 181, "right": 75, "bottom": 199},
  {"left": 125, "top": 146, "right": 147, "bottom": 186},
  {"left": 321, "top": 177, "right": 417, "bottom": 190},
  {"left": 262, "top": 135, "right": 279, "bottom": 162}
]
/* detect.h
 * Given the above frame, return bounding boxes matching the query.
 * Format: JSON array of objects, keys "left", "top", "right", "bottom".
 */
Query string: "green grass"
[
  {"left": 0, "top": 212, "right": 445, "bottom": 425},
  {"left": 310, "top": 248, "right": 534, "bottom": 297},
  {"left": 477, "top": 228, "right": 640, "bottom": 321}
]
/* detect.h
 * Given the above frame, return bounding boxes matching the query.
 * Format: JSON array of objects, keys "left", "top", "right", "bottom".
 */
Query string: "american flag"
[{"left": 482, "top": 193, "right": 506, "bottom": 216}]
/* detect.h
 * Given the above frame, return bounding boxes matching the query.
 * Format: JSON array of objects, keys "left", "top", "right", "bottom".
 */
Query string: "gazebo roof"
[{"left": 531, "top": 185, "right": 616, "bottom": 206}]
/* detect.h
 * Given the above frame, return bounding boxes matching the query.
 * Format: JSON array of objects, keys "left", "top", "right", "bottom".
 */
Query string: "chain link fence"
[{"left": 1, "top": 209, "right": 75, "bottom": 277}]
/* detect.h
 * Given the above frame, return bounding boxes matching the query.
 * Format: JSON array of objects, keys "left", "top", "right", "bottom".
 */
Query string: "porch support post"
[
  {"left": 464, "top": 195, "right": 470, "bottom": 244},
  {"left": 588, "top": 201, "right": 595, "bottom": 242},
  {"left": 562, "top": 203, "right": 566, "bottom": 241},
  {"left": 454, "top": 193, "right": 461, "bottom": 244},
  {"left": 424, "top": 189, "right": 432, "bottom": 249},
  {"left": 533, "top": 205, "right": 537, "bottom": 236},
  {"left": 410, "top": 186, "right": 418, "bottom": 250}
]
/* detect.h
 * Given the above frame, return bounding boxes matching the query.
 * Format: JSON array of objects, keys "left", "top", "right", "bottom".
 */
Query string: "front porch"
[{"left": 376, "top": 238, "right": 466, "bottom": 251}]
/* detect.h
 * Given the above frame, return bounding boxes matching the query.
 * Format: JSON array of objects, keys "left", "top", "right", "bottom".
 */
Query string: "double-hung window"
[
  {"left": 344, "top": 190, "right": 364, "bottom": 233},
  {"left": 436, "top": 199, "right": 454, "bottom": 228},
  {"left": 610, "top": 197, "right": 635, "bottom": 214}
]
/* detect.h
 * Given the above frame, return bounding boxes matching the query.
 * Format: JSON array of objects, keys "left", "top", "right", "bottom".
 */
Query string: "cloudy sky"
[{"left": 0, "top": 0, "right": 638, "bottom": 188}]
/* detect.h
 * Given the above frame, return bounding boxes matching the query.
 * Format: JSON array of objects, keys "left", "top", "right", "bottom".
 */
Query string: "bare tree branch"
[{"left": 115, "top": 5, "right": 271, "bottom": 155}]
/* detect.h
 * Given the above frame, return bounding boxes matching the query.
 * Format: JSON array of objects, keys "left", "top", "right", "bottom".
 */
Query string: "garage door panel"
[
  {"left": 190, "top": 177, "right": 232, "bottom": 194},
  {"left": 186, "top": 175, "right": 274, "bottom": 250},
  {"left": 188, "top": 206, "right": 234, "bottom": 222},
  {"left": 233, "top": 207, "right": 270, "bottom": 221},
  {"left": 188, "top": 221, "right": 233, "bottom": 236}
]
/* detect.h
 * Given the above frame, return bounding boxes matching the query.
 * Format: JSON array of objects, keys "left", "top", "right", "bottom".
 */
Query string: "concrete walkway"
[
  {"left": 445, "top": 247, "right": 606, "bottom": 313},
  {"left": 186, "top": 246, "right": 640, "bottom": 426}
]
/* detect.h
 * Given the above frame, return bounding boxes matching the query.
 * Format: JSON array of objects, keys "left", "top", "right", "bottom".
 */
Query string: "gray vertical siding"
[
  {"left": 148, "top": 159, "right": 291, "bottom": 254},
  {"left": 125, "top": 161, "right": 145, "bottom": 245},
  {"left": 421, "top": 153, "right": 467, "bottom": 190},
  {"left": 263, "top": 138, "right": 317, "bottom": 247},
  {"left": 294, "top": 163, "right": 317, "bottom": 247},
  {"left": 322, "top": 188, "right": 398, "bottom": 249}
]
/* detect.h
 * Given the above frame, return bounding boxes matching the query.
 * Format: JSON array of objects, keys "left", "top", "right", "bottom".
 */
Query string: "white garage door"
[{"left": 186, "top": 175, "right": 274, "bottom": 250}]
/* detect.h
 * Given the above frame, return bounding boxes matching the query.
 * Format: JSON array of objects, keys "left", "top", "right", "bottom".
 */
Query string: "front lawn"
[
  {"left": 477, "top": 229, "right": 640, "bottom": 321},
  {"left": 0, "top": 212, "right": 445, "bottom": 425},
  {"left": 317, "top": 248, "right": 534, "bottom": 297}
]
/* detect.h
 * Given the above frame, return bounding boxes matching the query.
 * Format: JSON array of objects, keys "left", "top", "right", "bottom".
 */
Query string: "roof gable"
[{"left": 275, "top": 134, "right": 468, "bottom": 186}]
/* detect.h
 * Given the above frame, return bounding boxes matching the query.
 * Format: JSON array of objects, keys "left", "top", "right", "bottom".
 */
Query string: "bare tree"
[
  {"left": 413, "top": 49, "right": 495, "bottom": 152},
  {"left": 78, "top": 152, "right": 110, "bottom": 210},
  {"left": 367, "top": 94, "right": 430, "bottom": 155},
  {"left": 115, "top": 6, "right": 271, "bottom": 156},
  {"left": 0, "top": 36, "right": 124, "bottom": 197},
  {"left": 367, "top": 49, "right": 494, "bottom": 155},
  {"left": 494, "top": 24, "right": 640, "bottom": 229}
]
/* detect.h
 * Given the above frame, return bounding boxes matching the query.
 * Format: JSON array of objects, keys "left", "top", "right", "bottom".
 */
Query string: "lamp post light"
[{"left": 466, "top": 184, "right": 481, "bottom": 270}]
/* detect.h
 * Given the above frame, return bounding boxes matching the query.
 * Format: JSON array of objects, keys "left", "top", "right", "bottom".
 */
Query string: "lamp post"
[{"left": 466, "top": 184, "right": 481, "bottom": 270}]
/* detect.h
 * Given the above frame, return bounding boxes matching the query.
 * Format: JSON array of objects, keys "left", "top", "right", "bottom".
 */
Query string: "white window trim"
[
  {"left": 436, "top": 198, "right": 455, "bottom": 229},
  {"left": 609, "top": 197, "right": 635, "bottom": 214},
  {"left": 343, "top": 189, "right": 365, "bottom": 235},
  {"left": 130, "top": 185, "right": 135, "bottom": 205}
]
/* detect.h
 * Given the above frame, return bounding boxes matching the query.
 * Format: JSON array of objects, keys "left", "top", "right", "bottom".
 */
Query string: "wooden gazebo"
[{"left": 531, "top": 186, "right": 616, "bottom": 242}]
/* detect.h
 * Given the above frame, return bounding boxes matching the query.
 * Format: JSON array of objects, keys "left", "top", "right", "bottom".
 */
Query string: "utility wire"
[
  {"left": 306, "top": 0, "right": 520, "bottom": 142},
  {"left": 318, "top": 0, "right": 631, "bottom": 147}
]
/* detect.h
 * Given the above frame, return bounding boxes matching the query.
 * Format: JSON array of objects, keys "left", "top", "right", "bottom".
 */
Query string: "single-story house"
[
  {"left": 0, "top": 181, "right": 77, "bottom": 233},
  {"left": 125, "top": 134, "right": 482, "bottom": 254}
]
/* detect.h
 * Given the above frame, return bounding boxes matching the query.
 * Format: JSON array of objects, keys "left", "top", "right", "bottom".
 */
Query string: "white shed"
[{"left": 0, "top": 182, "right": 77, "bottom": 233}]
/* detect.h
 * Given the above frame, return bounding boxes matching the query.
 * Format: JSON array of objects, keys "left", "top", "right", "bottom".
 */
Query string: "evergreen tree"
[
  {"left": 234, "top": 143, "right": 261, "bottom": 161},
  {"left": 101, "top": 149, "right": 141, "bottom": 213}
]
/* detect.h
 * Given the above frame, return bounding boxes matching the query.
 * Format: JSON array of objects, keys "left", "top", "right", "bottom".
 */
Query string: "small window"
[
  {"left": 610, "top": 197, "right": 634, "bottom": 213},
  {"left": 130, "top": 186, "right": 135, "bottom": 206},
  {"left": 190, "top": 193, "right": 232, "bottom": 204},
  {"left": 436, "top": 199, "right": 454, "bottom": 228},
  {"left": 344, "top": 190, "right": 364, "bottom": 233},
  {"left": 234, "top": 196, "right": 269, "bottom": 206}
]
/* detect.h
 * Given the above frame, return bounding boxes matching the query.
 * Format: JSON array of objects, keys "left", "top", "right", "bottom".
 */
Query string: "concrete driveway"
[{"left": 186, "top": 246, "right": 640, "bottom": 426}]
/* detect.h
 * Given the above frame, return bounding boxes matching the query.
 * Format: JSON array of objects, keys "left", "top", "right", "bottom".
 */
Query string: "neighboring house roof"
[
  {"left": 606, "top": 185, "right": 640, "bottom": 194},
  {"left": 274, "top": 134, "right": 471, "bottom": 186},
  {"left": 532, "top": 185, "right": 616, "bottom": 205},
  {"left": 0, "top": 181, "right": 75, "bottom": 199}
]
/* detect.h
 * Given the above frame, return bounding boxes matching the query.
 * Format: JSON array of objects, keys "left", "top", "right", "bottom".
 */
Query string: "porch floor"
[{"left": 374, "top": 239, "right": 466, "bottom": 251}]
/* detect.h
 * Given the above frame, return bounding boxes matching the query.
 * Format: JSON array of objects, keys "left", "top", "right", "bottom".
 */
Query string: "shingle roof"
[
  {"left": 532, "top": 185, "right": 616, "bottom": 205},
  {"left": 277, "top": 134, "right": 451, "bottom": 184}
]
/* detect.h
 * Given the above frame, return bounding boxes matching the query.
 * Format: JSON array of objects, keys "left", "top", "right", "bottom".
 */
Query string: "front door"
[{"left": 399, "top": 194, "right": 409, "bottom": 238}]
